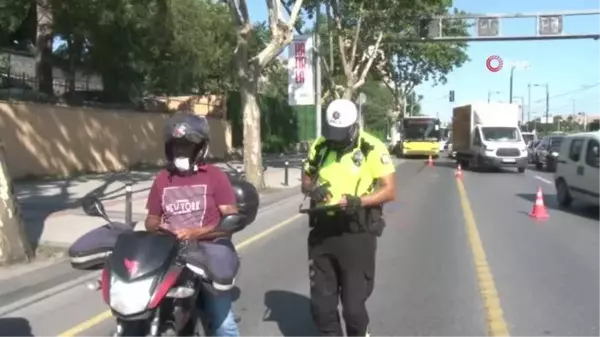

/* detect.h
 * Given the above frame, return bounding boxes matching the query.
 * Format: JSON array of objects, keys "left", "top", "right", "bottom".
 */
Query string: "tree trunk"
[
  {"left": 342, "top": 87, "right": 353, "bottom": 99},
  {"left": 35, "top": 0, "right": 53, "bottom": 96},
  {"left": 236, "top": 46, "right": 265, "bottom": 188},
  {"left": 0, "top": 141, "right": 34, "bottom": 265},
  {"left": 240, "top": 79, "right": 264, "bottom": 188}
]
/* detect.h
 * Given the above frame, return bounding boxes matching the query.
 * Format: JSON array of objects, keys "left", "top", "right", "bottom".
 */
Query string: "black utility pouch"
[{"left": 366, "top": 206, "right": 386, "bottom": 237}]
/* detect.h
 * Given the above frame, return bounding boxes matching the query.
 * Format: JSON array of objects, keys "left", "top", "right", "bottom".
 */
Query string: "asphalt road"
[{"left": 0, "top": 158, "right": 598, "bottom": 336}]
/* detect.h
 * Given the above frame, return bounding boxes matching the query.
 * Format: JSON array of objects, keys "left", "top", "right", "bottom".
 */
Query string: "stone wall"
[{"left": 0, "top": 101, "right": 232, "bottom": 179}]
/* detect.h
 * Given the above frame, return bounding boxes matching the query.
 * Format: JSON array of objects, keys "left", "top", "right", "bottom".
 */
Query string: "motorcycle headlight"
[
  {"left": 551, "top": 152, "right": 558, "bottom": 157},
  {"left": 109, "top": 277, "right": 154, "bottom": 316}
]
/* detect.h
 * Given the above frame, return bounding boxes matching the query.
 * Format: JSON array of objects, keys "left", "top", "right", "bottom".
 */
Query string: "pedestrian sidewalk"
[{"left": 13, "top": 156, "right": 304, "bottom": 248}]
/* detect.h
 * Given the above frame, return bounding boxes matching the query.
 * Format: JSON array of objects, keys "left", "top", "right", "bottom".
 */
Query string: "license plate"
[{"left": 502, "top": 158, "right": 516, "bottom": 163}]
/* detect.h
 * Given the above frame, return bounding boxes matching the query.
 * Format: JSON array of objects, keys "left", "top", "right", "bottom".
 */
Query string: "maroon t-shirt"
[{"left": 146, "top": 165, "right": 236, "bottom": 232}]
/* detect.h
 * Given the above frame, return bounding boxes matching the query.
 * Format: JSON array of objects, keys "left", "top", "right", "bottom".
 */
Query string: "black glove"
[
  {"left": 342, "top": 194, "right": 362, "bottom": 214},
  {"left": 309, "top": 183, "right": 331, "bottom": 203}
]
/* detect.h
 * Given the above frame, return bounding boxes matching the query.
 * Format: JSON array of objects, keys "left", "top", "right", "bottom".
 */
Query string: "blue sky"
[{"left": 248, "top": 0, "right": 600, "bottom": 123}]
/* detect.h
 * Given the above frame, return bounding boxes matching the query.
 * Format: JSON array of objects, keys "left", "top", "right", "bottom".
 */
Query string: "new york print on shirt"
[{"left": 161, "top": 184, "right": 207, "bottom": 230}]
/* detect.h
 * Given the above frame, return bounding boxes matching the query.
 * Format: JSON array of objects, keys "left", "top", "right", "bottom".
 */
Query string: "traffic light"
[
  {"left": 449, "top": 90, "right": 455, "bottom": 102},
  {"left": 419, "top": 18, "right": 432, "bottom": 38}
]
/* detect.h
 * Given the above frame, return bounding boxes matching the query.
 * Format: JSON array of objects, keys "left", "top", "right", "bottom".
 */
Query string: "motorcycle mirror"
[{"left": 81, "top": 196, "right": 110, "bottom": 221}]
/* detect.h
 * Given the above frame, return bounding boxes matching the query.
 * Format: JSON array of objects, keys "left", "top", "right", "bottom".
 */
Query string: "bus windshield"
[{"left": 403, "top": 118, "right": 441, "bottom": 141}]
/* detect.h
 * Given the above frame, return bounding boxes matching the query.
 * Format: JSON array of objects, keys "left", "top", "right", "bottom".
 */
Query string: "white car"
[{"left": 554, "top": 131, "right": 600, "bottom": 207}]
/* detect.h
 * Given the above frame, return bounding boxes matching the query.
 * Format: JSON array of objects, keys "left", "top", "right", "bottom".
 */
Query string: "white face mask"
[{"left": 173, "top": 157, "right": 191, "bottom": 171}]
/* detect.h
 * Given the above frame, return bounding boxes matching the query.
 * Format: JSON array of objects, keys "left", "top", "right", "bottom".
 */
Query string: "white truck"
[{"left": 452, "top": 102, "right": 528, "bottom": 173}]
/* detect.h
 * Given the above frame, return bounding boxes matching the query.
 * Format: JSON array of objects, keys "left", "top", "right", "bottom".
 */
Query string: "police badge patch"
[
  {"left": 352, "top": 150, "right": 364, "bottom": 166},
  {"left": 380, "top": 153, "right": 391, "bottom": 164}
]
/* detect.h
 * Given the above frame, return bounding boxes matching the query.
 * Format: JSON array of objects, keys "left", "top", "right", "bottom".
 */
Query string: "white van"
[{"left": 554, "top": 131, "right": 600, "bottom": 207}]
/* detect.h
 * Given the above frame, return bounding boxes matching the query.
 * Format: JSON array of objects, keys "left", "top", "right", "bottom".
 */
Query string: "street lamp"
[
  {"left": 508, "top": 61, "right": 530, "bottom": 103},
  {"left": 531, "top": 83, "right": 550, "bottom": 125},
  {"left": 487, "top": 90, "right": 501, "bottom": 102},
  {"left": 513, "top": 96, "right": 525, "bottom": 123}
]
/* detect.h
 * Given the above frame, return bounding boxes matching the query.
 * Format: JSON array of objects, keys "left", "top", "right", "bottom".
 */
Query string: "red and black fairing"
[{"left": 101, "top": 231, "right": 183, "bottom": 319}]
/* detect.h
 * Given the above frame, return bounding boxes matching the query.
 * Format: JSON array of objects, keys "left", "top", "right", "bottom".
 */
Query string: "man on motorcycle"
[{"left": 144, "top": 112, "right": 241, "bottom": 336}]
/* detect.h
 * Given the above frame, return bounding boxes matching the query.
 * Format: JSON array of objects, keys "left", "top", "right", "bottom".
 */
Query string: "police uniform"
[{"left": 303, "top": 100, "right": 395, "bottom": 336}]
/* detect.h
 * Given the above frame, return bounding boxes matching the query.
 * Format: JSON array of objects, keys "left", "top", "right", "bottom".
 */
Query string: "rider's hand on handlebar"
[
  {"left": 309, "top": 183, "right": 332, "bottom": 203},
  {"left": 339, "top": 194, "right": 361, "bottom": 214},
  {"left": 175, "top": 228, "right": 199, "bottom": 240}
]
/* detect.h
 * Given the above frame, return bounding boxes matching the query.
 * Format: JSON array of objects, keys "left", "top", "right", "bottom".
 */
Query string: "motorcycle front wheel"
[{"left": 114, "top": 319, "right": 147, "bottom": 336}]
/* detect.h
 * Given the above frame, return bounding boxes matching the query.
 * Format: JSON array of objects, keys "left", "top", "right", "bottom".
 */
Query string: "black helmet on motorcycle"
[
  {"left": 164, "top": 112, "right": 210, "bottom": 173},
  {"left": 230, "top": 178, "right": 260, "bottom": 226}
]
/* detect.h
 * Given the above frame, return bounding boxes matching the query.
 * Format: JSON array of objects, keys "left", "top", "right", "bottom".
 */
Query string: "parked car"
[
  {"left": 534, "top": 135, "right": 565, "bottom": 171},
  {"left": 554, "top": 131, "right": 599, "bottom": 207}
]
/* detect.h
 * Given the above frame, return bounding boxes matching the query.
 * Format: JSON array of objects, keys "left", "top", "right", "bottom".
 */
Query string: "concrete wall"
[{"left": 0, "top": 101, "right": 232, "bottom": 179}]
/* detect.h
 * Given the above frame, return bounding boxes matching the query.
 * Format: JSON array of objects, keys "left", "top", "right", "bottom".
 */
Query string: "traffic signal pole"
[{"left": 400, "top": 9, "right": 600, "bottom": 43}]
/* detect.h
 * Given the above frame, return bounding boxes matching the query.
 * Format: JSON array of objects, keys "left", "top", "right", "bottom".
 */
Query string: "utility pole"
[
  {"left": 545, "top": 83, "right": 550, "bottom": 126},
  {"left": 527, "top": 83, "right": 531, "bottom": 123},
  {"left": 313, "top": 6, "right": 322, "bottom": 138},
  {"left": 509, "top": 66, "right": 515, "bottom": 103}
]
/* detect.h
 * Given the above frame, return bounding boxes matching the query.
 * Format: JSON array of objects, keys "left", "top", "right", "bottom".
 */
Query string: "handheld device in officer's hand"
[
  {"left": 298, "top": 201, "right": 341, "bottom": 214},
  {"left": 309, "top": 181, "right": 331, "bottom": 202}
]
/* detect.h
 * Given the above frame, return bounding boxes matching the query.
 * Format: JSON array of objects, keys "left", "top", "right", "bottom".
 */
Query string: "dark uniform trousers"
[{"left": 308, "top": 215, "right": 377, "bottom": 337}]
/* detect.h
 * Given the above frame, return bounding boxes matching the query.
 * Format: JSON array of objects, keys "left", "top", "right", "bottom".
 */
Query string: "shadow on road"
[
  {"left": 0, "top": 317, "right": 33, "bottom": 336},
  {"left": 263, "top": 290, "right": 318, "bottom": 336},
  {"left": 432, "top": 160, "right": 457, "bottom": 169},
  {"left": 15, "top": 171, "right": 154, "bottom": 250},
  {"left": 516, "top": 193, "right": 600, "bottom": 221}
]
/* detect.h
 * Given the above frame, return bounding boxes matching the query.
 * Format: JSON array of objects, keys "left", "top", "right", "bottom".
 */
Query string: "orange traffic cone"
[
  {"left": 529, "top": 187, "right": 549, "bottom": 220},
  {"left": 455, "top": 164, "right": 463, "bottom": 179},
  {"left": 427, "top": 155, "right": 433, "bottom": 167}
]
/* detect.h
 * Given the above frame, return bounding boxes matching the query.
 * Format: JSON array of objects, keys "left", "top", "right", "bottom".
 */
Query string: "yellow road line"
[
  {"left": 57, "top": 213, "right": 304, "bottom": 337},
  {"left": 456, "top": 179, "right": 510, "bottom": 336}
]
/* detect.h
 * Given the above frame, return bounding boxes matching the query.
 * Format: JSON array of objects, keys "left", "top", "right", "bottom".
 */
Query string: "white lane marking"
[{"left": 534, "top": 175, "right": 552, "bottom": 185}]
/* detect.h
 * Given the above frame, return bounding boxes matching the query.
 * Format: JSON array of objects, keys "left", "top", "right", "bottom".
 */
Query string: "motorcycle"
[{"left": 80, "top": 197, "right": 209, "bottom": 336}]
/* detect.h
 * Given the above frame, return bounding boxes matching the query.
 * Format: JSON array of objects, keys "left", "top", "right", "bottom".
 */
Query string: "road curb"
[{"left": 0, "top": 269, "right": 101, "bottom": 317}]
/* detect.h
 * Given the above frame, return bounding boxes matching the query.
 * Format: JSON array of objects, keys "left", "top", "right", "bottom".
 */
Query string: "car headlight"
[
  {"left": 551, "top": 152, "right": 558, "bottom": 156},
  {"left": 109, "top": 277, "right": 154, "bottom": 316}
]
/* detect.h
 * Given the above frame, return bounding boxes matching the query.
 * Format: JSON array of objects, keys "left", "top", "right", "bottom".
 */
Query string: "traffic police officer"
[{"left": 301, "top": 98, "right": 396, "bottom": 336}]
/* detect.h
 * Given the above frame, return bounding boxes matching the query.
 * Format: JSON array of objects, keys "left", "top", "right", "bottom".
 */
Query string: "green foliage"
[
  {"left": 358, "top": 80, "right": 395, "bottom": 136},
  {"left": 379, "top": 4, "right": 470, "bottom": 109},
  {"left": 0, "top": 0, "right": 31, "bottom": 46},
  {"left": 226, "top": 91, "right": 299, "bottom": 152}
]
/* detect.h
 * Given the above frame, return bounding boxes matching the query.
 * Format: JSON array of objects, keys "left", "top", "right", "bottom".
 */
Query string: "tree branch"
[
  {"left": 266, "top": 0, "right": 280, "bottom": 35},
  {"left": 352, "top": 31, "right": 383, "bottom": 90},
  {"left": 315, "top": 49, "right": 334, "bottom": 86},
  {"left": 286, "top": 0, "right": 303, "bottom": 30},
  {"left": 330, "top": 0, "right": 351, "bottom": 77},
  {"left": 326, "top": 2, "right": 334, "bottom": 75},
  {"left": 349, "top": 3, "right": 364, "bottom": 71},
  {"left": 253, "top": 0, "right": 304, "bottom": 68},
  {"left": 226, "top": 0, "right": 250, "bottom": 26}
]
